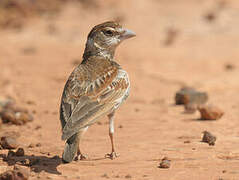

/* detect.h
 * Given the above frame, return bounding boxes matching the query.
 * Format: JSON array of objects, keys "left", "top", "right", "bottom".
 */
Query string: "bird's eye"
[{"left": 103, "top": 30, "right": 113, "bottom": 36}]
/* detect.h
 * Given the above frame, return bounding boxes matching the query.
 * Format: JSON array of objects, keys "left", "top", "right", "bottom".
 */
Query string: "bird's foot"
[
  {"left": 105, "top": 152, "right": 119, "bottom": 160},
  {"left": 74, "top": 154, "right": 88, "bottom": 161}
]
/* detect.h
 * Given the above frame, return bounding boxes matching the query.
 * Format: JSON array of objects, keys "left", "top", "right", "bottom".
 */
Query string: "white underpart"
[{"left": 114, "top": 69, "right": 130, "bottom": 109}]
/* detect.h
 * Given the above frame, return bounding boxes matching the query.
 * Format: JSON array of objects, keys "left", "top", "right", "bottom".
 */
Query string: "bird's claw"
[
  {"left": 105, "top": 152, "right": 119, "bottom": 160},
  {"left": 74, "top": 154, "right": 88, "bottom": 161}
]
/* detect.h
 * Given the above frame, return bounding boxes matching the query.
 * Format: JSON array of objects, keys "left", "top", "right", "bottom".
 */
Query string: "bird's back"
[{"left": 60, "top": 56, "right": 130, "bottom": 139}]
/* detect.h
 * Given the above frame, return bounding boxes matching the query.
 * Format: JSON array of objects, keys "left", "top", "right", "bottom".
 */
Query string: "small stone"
[
  {"left": 202, "top": 131, "right": 216, "bottom": 146},
  {"left": 118, "top": 125, "right": 123, "bottom": 128},
  {"left": 222, "top": 170, "right": 227, "bottom": 173},
  {"left": 0, "top": 170, "right": 15, "bottom": 180},
  {"left": 0, "top": 165, "right": 29, "bottom": 180},
  {"left": 1, "top": 110, "right": 16, "bottom": 124},
  {"left": 158, "top": 157, "right": 171, "bottom": 168},
  {"left": 23, "top": 159, "right": 31, "bottom": 166},
  {"left": 0, "top": 136, "right": 19, "bottom": 149},
  {"left": 125, "top": 174, "right": 132, "bottom": 178},
  {"left": 16, "top": 148, "right": 25, "bottom": 156},
  {"left": 198, "top": 105, "right": 224, "bottom": 120},
  {"left": 184, "top": 140, "right": 191, "bottom": 143},
  {"left": 14, "top": 165, "right": 29, "bottom": 180},
  {"left": 15, "top": 112, "right": 34, "bottom": 124},
  {"left": 175, "top": 87, "right": 208, "bottom": 107},
  {"left": 35, "top": 143, "right": 41, "bottom": 147}
]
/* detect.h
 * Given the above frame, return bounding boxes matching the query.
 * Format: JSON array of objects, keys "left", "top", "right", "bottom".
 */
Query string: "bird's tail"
[{"left": 62, "top": 133, "right": 79, "bottom": 163}]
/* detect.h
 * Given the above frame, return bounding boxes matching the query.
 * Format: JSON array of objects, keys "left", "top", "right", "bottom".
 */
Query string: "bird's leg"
[
  {"left": 105, "top": 111, "right": 119, "bottom": 159},
  {"left": 74, "top": 127, "right": 88, "bottom": 161}
]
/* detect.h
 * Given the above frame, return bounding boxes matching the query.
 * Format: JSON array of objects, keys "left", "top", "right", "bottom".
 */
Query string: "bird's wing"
[{"left": 60, "top": 61, "right": 130, "bottom": 140}]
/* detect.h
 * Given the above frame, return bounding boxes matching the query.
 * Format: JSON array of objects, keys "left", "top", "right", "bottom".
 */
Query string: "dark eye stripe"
[{"left": 103, "top": 30, "right": 113, "bottom": 36}]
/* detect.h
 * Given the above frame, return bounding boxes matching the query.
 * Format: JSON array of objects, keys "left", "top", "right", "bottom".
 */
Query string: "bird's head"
[{"left": 83, "top": 21, "right": 136, "bottom": 59}]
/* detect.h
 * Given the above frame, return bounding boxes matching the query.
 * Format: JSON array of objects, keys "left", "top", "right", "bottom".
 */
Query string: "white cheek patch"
[{"left": 108, "top": 37, "right": 120, "bottom": 47}]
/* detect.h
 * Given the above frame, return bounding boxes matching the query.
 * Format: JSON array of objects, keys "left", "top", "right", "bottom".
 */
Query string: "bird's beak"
[{"left": 120, "top": 28, "right": 136, "bottom": 41}]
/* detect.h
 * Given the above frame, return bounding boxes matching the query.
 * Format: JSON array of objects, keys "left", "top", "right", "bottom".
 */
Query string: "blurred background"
[{"left": 1, "top": 0, "right": 239, "bottom": 179}]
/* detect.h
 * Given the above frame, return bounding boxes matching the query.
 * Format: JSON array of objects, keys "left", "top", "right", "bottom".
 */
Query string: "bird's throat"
[{"left": 83, "top": 38, "right": 115, "bottom": 61}]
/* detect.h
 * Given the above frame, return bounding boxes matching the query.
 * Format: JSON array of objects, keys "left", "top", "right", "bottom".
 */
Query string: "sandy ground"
[{"left": 1, "top": 0, "right": 239, "bottom": 179}]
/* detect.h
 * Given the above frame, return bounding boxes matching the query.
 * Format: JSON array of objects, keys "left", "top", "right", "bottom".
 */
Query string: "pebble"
[
  {"left": 0, "top": 136, "right": 19, "bottom": 149},
  {"left": 175, "top": 87, "right": 208, "bottom": 111},
  {"left": 0, "top": 97, "right": 34, "bottom": 125},
  {"left": 16, "top": 147, "right": 25, "bottom": 156},
  {"left": 198, "top": 105, "right": 224, "bottom": 120},
  {"left": 158, "top": 157, "right": 171, "bottom": 168},
  {"left": 202, "top": 131, "right": 216, "bottom": 146},
  {"left": 0, "top": 165, "right": 29, "bottom": 180}
]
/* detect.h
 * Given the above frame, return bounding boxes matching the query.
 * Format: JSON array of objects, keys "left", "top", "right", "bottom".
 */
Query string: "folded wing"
[{"left": 60, "top": 62, "right": 129, "bottom": 140}]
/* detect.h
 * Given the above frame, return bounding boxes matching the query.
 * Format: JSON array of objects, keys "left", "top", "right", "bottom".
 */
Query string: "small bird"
[{"left": 60, "top": 21, "right": 135, "bottom": 163}]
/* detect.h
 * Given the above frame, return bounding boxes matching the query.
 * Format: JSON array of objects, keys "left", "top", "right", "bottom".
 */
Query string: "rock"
[
  {"left": 118, "top": 125, "right": 123, "bottom": 129},
  {"left": 15, "top": 112, "right": 33, "bottom": 124},
  {"left": 1, "top": 110, "right": 33, "bottom": 125},
  {"left": 0, "top": 165, "right": 29, "bottom": 180},
  {"left": 198, "top": 105, "right": 224, "bottom": 120},
  {"left": 13, "top": 165, "right": 29, "bottom": 180},
  {"left": 1, "top": 110, "right": 16, "bottom": 124},
  {"left": 16, "top": 148, "right": 25, "bottom": 156},
  {"left": 175, "top": 87, "right": 208, "bottom": 108},
  {"left": 158, "top": 157, "right": 171, "bottom": 168},
  {"left": 35, "top": 143, "right": 41, "bottom": 147},
  {"left": 0, "top": 136, "right": 18, "bottom": 149},
  {"left": 202, "top": 131, "right": 216, "bottom": 146},
  {"left": 0, "top": 170, "right": 15, "bottom": 180}
]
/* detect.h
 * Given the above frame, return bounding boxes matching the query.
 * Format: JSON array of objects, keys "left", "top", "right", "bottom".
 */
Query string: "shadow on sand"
[{"left": 0, "top": 153, "right": 62, "bottom": 175}]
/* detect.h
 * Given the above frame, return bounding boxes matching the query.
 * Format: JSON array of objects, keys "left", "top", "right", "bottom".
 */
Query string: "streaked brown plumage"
[{"left": 60, "top": 21, "right": 135, "bottom": 163}]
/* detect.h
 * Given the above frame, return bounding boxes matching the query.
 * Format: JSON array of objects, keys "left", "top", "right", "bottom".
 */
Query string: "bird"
[{"left": 59, "top": 21, "right": 136, "bottom": 163}]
